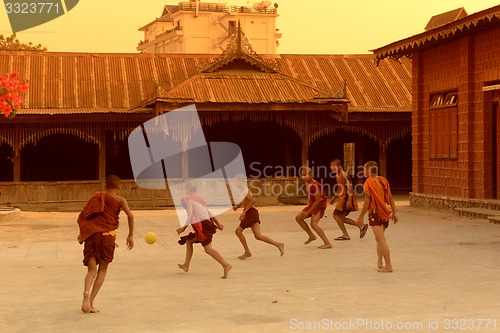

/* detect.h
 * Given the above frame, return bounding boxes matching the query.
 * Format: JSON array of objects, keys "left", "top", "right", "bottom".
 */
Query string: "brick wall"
[{"left": 413, "top": 26, "right": 500, "bottom": 199}]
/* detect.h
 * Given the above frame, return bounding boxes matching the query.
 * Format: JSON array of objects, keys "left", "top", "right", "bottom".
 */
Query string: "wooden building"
[
  {"left": 373, "top": 5, "right": 500, "bottom": 211},
  {"left": 0, "top": 32, "right": 411, "bottom": 208}
]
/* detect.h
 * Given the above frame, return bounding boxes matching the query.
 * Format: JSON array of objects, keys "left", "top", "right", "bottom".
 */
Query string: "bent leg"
[
  {"left": 251, "top": 223, "right": 284, "bottom": 256},
  {"left": 311, "top": 214, "right": 332, "bottom": 249},
  {"left": 295, "top": 212, "right": 316, "bottom": 244},
  {"left": 82, "top": 257, "right": 97, "bottom": 313},
  {"left": 235, "top": 226, "right": 252, "bottom": 260},
  {"left": 203, "top": 244, "right": 232, "bottom": 279},
  {"left": 89, "top": 261, "right": 109, "bottom": 312},
  {"left": 179, "top": 238, "right": 195, "bottom": 272},
  {"left": 333, "top": 214, "right": 350, "bottom": 238}
]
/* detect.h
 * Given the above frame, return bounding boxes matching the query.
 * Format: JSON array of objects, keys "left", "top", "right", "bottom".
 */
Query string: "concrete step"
[
  {"left": 454, "top": 207, "right": 500, "bottom": 220},
  {"left": 488, "top": 216, "right": 500, "bottom": 224}
]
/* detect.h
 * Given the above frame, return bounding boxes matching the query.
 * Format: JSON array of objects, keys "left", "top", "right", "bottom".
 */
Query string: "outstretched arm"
[{"left": 120, "top": 198, "right": 134, "bottom": 250}]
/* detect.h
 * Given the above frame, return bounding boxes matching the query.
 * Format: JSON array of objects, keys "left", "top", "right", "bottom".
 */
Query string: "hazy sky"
[{"left": 0, "top": 0, "right": 498, "bottom": 54}]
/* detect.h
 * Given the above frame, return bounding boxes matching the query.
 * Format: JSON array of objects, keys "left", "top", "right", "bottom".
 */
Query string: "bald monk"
[
  {"left": 176, "top": 183, "right": 232, "bottom": 279},
  {"left": 329, "top": 159, "right": 368, "bottom": 240},
  {"left": 233, "top": 174, "right": 285, "bottom": 260},
  {"left": 356, "top": 161, "right": 398, "bottom": 272},
  {"left": 295, "top": 167, "right": 332, "bottom": 249},
  {"left": 77, "top": 175, "right": 134, "bottom": 313}
]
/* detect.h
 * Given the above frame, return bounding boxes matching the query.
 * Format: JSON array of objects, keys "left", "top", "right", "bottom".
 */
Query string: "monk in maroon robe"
[{"left": 77, "top": 175, "right": 134, "bottom": 313}]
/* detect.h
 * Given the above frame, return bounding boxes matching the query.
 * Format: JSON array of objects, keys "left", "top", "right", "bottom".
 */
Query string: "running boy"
[
  {"left": 77, "top": 175, "right": 134, "bottom": 313},
  {"left": 295, "top": 167, "right": 332, "bottom": 249},
  {"left": 356, "top": 161, "right": 398, "bottom": 272},
  {"left": 176, "top": 183, "right": 232, "bottom": 279},
  {"left": 233, "top": 174, "right": 285, "bottom": 260}
]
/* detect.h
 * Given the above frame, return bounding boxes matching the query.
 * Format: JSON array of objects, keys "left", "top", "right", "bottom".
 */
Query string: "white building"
[{"left": 137, "top": 1, "right": 281, "bottom": 54}]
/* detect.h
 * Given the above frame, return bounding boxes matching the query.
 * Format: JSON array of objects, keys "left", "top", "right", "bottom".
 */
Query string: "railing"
[
  {"left": 155, "top": 26, "right": 183, "bottom": 39},
  {"left": 176, "top": 2, "right": 277, "bottom": 14}
]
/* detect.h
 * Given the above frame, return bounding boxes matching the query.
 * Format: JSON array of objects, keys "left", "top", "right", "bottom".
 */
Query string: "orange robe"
[
  {"left": 364, "top": 177, "right": 392, "bottom": 222},
  {"left": 77, "top": 192, "right": 121, "bottom": 266},
  {"left": 334, "top": 171, "right": 358, "bottom": 212},
  {"left": 77, "top": 192, "right": 120, "bottom": 242}
]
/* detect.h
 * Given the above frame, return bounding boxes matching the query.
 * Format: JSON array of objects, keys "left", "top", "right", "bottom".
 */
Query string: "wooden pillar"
[
  {"left": 301, "top": 118, "right": 309, "bottom": 167},
  {"left": 98, "top": 131, "right": 106, "bottom": 185},
  {"left": 182, "top": 139, "right": 189, "bottom": 178},
  {"left": 379, "top": 141, "right": 387, "bottom": 177},
  {"left": 13, "top": 145, "right": 21, "bottom": 182}
]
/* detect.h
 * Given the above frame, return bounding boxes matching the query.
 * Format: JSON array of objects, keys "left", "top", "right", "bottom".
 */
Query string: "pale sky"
[{"left": 0, "top": 0, "right": 498, "bottom": 54}]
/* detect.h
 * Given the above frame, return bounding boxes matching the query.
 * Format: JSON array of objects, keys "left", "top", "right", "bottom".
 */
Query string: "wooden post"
[
  {"left": 379, "top": 141, "right": 387, "bottom": 177},
  {"left": 13, "top": 146, "right": 21, "bottom": 182},
  {"left": 285, "top": 135, "right": 292, "bottom": 176},
  {"left": 99, "top": 131, "right": 106, "bottom": 187},
  {"left": 182, "top": 139, "right": 189, "bottom": 178},
  {"left": 301, "top": 119, "right": 309, "bottom": 167}
]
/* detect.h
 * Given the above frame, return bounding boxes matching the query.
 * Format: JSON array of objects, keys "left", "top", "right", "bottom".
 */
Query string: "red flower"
[{"left": 0, "top": 72, "right": 29, "bottom": 119}]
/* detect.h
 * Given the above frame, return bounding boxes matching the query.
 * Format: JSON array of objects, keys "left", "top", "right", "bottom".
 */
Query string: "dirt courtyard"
[{"left": 1, "top": 198, "right": 500, "bottom": 333}]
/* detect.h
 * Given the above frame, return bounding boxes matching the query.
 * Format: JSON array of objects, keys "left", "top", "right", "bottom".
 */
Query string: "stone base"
[
  {"left": 410, "top": 192, "right": 500, "bottom": 211},
  {"left": 0, "top": 207, "right": 21, "bottom": 222}
]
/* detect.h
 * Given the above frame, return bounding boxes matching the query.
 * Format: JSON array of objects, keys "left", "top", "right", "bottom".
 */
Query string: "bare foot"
[
  {"left": 81, "top": 291, "right": 91, "bottom": 314},
  {"left": 317, "top": 244, "right": 333, "bottom": 249},
  {"left": 178, "top": 264, "right": 189, "bottom": 272},
  {"left": 238, "top": 252, "right": 252, "bottom": 260},
  {"left": 221, "top": 264, "right": 232, "bottom": 279},
  {"left": 378, "top": 266, "right": 393, "bottom": 273},
  {"left": 304, "top": 236, "right": 317, "bottom": 244},
  {"left": 278, "top": 243, "right": 285, "bottom": 256},
  {"left": 377, "top": 261, "right": 383, "bottom": 269},
  {"left": 89, "top": 305, "right": 99, "bottom": 313}
]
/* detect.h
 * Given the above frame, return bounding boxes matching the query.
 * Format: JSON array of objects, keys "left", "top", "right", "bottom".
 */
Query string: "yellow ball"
[{"left": 144, "top": 232, "right": 157, "bottom": 244}]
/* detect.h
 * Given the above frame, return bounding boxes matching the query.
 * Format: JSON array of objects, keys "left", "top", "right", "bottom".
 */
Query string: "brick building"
[{"left": 374, "top": 5, "right": 500, "bottom": 210}]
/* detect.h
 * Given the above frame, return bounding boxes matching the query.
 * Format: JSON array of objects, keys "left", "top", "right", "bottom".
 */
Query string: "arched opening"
[
  {"left": 0, "top": 143, "right": 14, "bottom": 182},
  {"left": 21, "top": 134, "right": 98, "bottom": 181},
  {"left": 105, "top": 131, "right": 133, "bottom": 180},
  {"left": 309, "top": 130, "right": 379, "bottom": 195},
  {"left": 387, "top": 133, "right": 412, "bottom": 192},
  {"left": 203, "top": 121, "right": 302, "bottom": 178}
]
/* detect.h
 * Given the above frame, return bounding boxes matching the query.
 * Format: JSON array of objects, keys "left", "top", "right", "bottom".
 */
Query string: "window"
[
  {"left": 429, "top": 91, "right": 458, "bottom": 159},
  {"left": 228, "top": 20, "right": 236, "bottom": 33},
  {"left": 343, "top": 143, "right": 355, "bottom": 176}
]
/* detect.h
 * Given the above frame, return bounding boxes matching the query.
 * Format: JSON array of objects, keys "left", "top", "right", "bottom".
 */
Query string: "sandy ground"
[{"left": 1, "top": 197, "right": 500, "bottom": 333}]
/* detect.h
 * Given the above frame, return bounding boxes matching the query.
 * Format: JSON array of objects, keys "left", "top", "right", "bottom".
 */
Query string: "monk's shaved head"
[
  {"left": 364, "top": 161, "right": 379, "bottom": 176},
  {"left": 301, "top": 166, "right": 313, "bottom": 176},
  {"left": 331, "top": 159, "right": 341, "bottom": 166},
  {"left": 105, "top": 175, "right": 121, "bottom": 189}
]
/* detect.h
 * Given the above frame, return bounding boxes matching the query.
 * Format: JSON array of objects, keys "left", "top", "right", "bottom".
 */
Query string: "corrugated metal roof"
[{"left": 0, "top": 51, "right": 411, "bottom": 115}]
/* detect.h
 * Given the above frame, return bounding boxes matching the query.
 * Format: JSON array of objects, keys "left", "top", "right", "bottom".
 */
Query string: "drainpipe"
[{"left": 195, "top": 0, "right": 199, "bottom": 18}]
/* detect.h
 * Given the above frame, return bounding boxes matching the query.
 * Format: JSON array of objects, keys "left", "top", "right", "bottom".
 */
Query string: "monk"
[
  {"left": 329, "top": 159, "right": 368, "bottom": 240},
  {"left": 233, "top": 174, "right": 285, "bottom": 260},
  {"left": 295, "top": 167, "right": 332, "bottom": 249},
  {"left": 356, "top": 161, "right": 398, "bottom": 272},
  {"left": 77, "top": 175, "right": 134, "bottom": 313},
  {"left": 176, "top": 183, "right": 232, "bottom": 279}
]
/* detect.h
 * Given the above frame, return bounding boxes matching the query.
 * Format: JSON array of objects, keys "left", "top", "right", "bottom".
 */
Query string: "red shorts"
[
  {"left": 369, "top": 210, "right": 389, "bottom": 229},
  {"left": 302, "top": 205, "right": 326, "bottom": 218},
  {"left": 239, "top": 207, "right": 261, "bottom": 229},
  {"left": 83, "top": 233, "right": 116, "bottom": 266}
]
